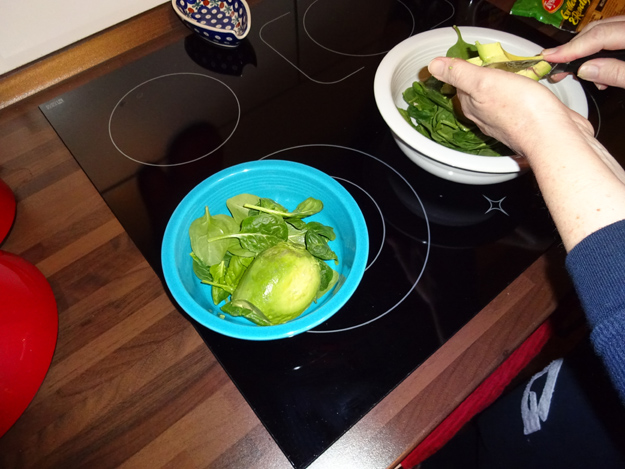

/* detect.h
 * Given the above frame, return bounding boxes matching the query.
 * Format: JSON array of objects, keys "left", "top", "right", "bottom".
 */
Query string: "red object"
[
  {"left": 0, "top": 250, "right": 58, "bottom": 437},
  {"left": 543, "top": 0, "right": 564, "bottom": 13},
  {"left": 401, "top": 320, "right": 553, "bottom": 468},
  {"left": 0, "top": 178, "right": 16, "bottom": 244}
]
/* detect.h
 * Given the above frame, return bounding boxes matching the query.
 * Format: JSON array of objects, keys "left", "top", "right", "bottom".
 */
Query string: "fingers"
[
  {"left": 428, "top": 57, "right": 542, "bottom": 101},
  {"left": 547, "top": 72, "right": 569, "bottom": 84},
  {"left": 542, "top": 17, "right": 625, "bottom": 62},
  {"left": 577, "top": 58, "right": 625, "bottom": 89},
  {"left": 427, "top": 56, "right": 586, "bottom": 157},
  {"left": 428, "top": 57, "right": 518, "bottom": 99},
  {"left": 428, "top": 57, "right": 482, "bottom": 89}
]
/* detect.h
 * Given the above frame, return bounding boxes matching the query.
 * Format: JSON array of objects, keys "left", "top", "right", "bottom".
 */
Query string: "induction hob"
[{"left": 40, "top": 0, "right": 592, "bottom": 467}]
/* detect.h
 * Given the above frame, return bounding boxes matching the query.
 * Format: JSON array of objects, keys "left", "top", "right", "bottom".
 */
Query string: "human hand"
[
  {"left": 427, "top": 57, "right": 593, "bottom": 158},
  {"left": 542, "top": 16, "right": 625, "bottom": 89},
  {"left": 429, "top": 57, "right": 625, "bottom": 251}
]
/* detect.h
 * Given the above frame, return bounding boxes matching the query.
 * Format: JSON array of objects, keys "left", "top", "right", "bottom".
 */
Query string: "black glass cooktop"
[{"left": 39, "top": 0, "right": 600, "bottom": 467}]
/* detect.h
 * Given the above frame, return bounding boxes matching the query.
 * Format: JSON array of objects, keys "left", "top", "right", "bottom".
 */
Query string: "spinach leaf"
[
  {"left": 227, "top": 243, "right": 256, "bottom": 258},
  {"left": 235, "top": 213, "right": 288, "bottom": 253},
  {"left": 209, "top": 259, "right": 231, "bottom": 304},
  {"left": 285, "top": 219, "right": 335, "bottom": 249},
  {"left": 291, "top": 197, "right": 323, "bottom": 218},
  {"left": 422, "top": 81, "right": 454, "bottom": 112},
  {"left": 305, "top": 231, "right": 338, "bottom": 264},
  {"left": 446, "top": 25, "right": 478, "bottom": 59},
  {"left": 400, "top": 79, "right": 511, "bottom": 156},
  {"left": 201, "top": 254, "right": 254, "bottom": 304},
  {"left": 227, "top": 193, "right": 260, "bottom": 225},
  {"left": 305, "top": 221, "right": 336, "bottom": 241},
  {"left": 189, "top": 207, "right": 240, "bottom": 266},
  {"left": 191, "top": 252, "right": 212, "bottom": 282},
  {"left": 315, "top": 260, "right": 339, "bottom": 301},
  {"left": 258, "top": 198, "right": 289, "bottom": 213},
  {"left": 224, "top": 255, "right": 253, "bottom": 291},
  {"left": 286, "top": 218, "right": 307, "bottom": 230},
  {"left": 220, "top": 301, "right": 273, "bottom": 326},
  {"left": 287, "top": 223, "right": 306, "bottom": 246},
  {"left": 244, "top": 196, "right": 323, "bottom": 219}
]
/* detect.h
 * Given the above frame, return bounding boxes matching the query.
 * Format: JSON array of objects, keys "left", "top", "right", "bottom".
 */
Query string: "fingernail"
[
  {"left": 428, "top": 58, "right": 445, "bottom": 76},
  {"left": 578, "top": 64, "right": 599, "bottom": 80},
  {"left": 541, "top": 47, "right": 557, "bottom": 56}
]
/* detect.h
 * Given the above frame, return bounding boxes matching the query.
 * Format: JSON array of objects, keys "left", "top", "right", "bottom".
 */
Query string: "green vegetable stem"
[{"left": 446, "top": 25, "right": 478, "bottom": 59}]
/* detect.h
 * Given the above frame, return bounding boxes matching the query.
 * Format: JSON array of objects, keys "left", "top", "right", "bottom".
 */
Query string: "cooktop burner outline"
[
  {"left": 302, "top": 0, "right": 416, "bottom": 57},
  {"left": 108, "top": 72, "right": 241, "bottom": 167},
  {"left": 262, "top": 143, "right": 431, "bottom": 334},
  {"left": 332, "top": 176, "right": 385, "bottom": 272},
  {"left": 260, "top": 0, "right": 456, "bottom": 86},
  {"left": 260, "top": 12, "right": 365, "bottom": 85}
]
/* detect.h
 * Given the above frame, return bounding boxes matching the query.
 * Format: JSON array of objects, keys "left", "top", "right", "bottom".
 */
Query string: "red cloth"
[{"left": 401, "top": 320, "right": 553, "bottom": 468}]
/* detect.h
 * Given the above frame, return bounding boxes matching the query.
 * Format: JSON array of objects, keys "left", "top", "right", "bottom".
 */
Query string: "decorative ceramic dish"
[{"left": 171, "top": 0, "right": 251, "bottom": 48}]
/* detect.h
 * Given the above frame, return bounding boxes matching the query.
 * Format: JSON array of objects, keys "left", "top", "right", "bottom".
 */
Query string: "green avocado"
[
  {"left": 231, "top": 242, "right": 321, "bottom": 324},
  {"left": 474, "top": 41, "right": 552, "bottom": 81}
]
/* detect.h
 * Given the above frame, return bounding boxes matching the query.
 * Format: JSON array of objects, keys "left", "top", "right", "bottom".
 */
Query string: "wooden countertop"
[{"left": 0, "top": 3, "right": 575, "bottom": 468}]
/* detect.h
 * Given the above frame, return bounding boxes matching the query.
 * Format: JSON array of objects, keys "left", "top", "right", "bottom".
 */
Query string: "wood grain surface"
[{"left": 0, "top": 3, "right": 576, "bottom": 468}]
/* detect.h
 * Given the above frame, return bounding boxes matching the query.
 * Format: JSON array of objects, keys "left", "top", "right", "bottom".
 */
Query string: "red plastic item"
[
  {"left": 400, "top": 320, "right": 553, "bottom": 468},
  {"left": 0, "top": 178, "right": 16, "bottom": 244},
  {"left": 0, "top": 250, "right": 58, "bottom": 437}
]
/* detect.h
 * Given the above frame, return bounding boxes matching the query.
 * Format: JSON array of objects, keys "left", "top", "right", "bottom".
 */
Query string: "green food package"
[
  {"left": 511, "top": 0, "right": 568, "bottom": 29},
  {"left": 511, "top": 0, "right": 625, "bottom": 32}
]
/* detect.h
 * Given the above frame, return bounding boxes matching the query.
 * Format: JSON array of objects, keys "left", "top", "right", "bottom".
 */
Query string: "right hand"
[{"left": 542, "top": 16, "right": 625, "bottom": 89}]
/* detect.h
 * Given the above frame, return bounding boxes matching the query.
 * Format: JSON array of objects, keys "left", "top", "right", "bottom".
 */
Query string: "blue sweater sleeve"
[{"left": 566, "top": 219, "right": 625, "bottom": 404}]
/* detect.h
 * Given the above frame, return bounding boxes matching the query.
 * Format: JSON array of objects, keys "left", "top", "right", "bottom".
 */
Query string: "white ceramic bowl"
[{"left": 374, "top": 27, "right": 589, "bottom": 185}]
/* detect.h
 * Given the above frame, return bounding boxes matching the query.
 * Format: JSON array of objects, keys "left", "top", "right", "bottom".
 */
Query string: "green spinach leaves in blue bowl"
[{"left": 161, "top": 160, "right": 369, "bottom": 340}]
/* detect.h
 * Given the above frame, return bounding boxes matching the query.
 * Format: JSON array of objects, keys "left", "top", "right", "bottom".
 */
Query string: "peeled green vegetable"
[
  {"left": 231, "top": 242, "right": 321, "bottom": 325},
  {"left": 474, "top": 41, "right": 541, "bottom": 65},
  {"left": 474, "top": 41, "right": 552, "bottom": 81}
]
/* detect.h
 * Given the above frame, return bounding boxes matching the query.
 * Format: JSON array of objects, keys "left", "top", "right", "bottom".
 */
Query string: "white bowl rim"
[
  {"left": 374, "top": 26, "right": 589, "bottom": 175},
  {"left": 171, "top": 0, "right": 252, "bottom": 40}
]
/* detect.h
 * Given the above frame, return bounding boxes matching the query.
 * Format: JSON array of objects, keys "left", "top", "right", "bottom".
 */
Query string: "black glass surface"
[{"left": 39, "top": 0, "right": 605, "bottom": 467}]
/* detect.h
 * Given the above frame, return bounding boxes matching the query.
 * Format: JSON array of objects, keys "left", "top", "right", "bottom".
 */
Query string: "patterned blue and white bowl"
[{"left": 171, "top": 0, "right": 251, "bottom": 48}]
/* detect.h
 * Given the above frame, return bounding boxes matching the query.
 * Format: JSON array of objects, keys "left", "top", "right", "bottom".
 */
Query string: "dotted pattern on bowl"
[{"left": 178, "top": 0, "right": 248, "bottom": 41}]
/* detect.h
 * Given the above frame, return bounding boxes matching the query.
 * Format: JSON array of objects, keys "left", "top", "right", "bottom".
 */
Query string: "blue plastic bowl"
[
  {"left": 171, "top": 0, "right": 251, "bottom": 48},
  {"left": 161, "top": 160, "right": 369, "bottom": 340}
]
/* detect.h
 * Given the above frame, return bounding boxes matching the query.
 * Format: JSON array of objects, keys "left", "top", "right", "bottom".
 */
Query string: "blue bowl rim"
[
  {"left": 161, "top": 159, "right": 369, "bottom": 340},
  {"left": 170, "top": 0, "right": 252, "bottom": 40}
]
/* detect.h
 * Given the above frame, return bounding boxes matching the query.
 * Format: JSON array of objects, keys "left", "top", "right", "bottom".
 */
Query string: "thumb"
[
  {"left": 577, "top": 58, "right": 625, "bottom": 89},
  {"left": 428, "top": 57, "right": 478, "bottom": 88}
]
